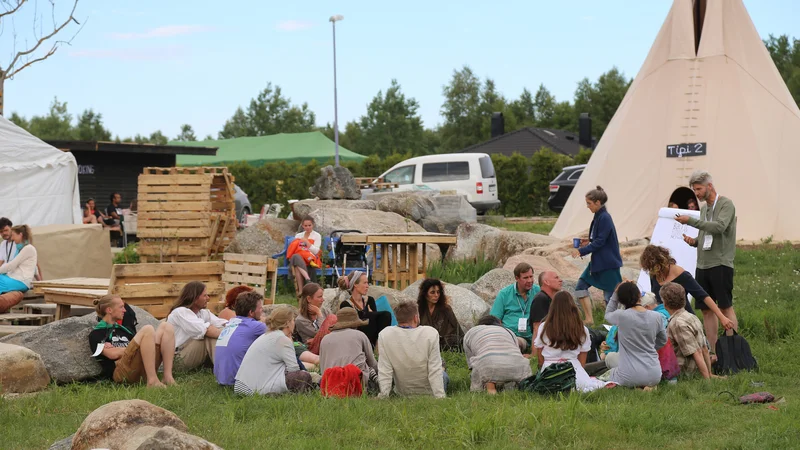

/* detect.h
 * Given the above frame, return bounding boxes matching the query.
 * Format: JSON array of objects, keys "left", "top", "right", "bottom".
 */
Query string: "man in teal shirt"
[{"left": 490, "top": 262, "right": 540, "bottom": 351}]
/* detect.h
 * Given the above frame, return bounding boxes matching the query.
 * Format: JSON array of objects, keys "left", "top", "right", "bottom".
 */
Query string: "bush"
[
  {"left": 426, "top": 256, "right": 496, "bottom": 285},
  {"left": 112, "top": 243, "right": 140, "bottom": 264}
]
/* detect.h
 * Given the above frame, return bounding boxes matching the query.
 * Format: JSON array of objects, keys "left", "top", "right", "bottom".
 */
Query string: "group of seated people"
[
  {"left": 0, "top": 218, "right": 40, "bottom": 313},
  {"left": 86, "top": 244, "right": 733, "bottom": 397}
]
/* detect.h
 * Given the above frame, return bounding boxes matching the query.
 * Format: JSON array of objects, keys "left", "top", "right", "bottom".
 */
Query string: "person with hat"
[
  {"left": 336, "top": 270, "right": 392, "bottom": 347},
  {"left": 234, "top": 306, "right": 313, "bottom": 396},
  {"left": 319, "top": 307, "right": 378, "bottom": 393}
]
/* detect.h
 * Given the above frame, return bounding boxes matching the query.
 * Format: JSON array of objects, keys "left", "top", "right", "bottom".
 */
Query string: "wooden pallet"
[
  {"left": 108, "top": 261, "right": 224, "bottom": 319},
  {"left": 0, "top": 313, "right": 53, "bottom": 326},
  {"left": 32, "top": 278, "right": 110, "bottom": 295},
  {"left": 222, "top": 253, "right": 278, "bottom": 304},
  {"left": 137, "top": 166, "right": 236, "bottom": 263}
]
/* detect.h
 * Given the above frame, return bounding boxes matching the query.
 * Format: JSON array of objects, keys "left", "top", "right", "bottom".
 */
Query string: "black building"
[{"left": 46, "top": 141, "right": 218, "bottom": 208}]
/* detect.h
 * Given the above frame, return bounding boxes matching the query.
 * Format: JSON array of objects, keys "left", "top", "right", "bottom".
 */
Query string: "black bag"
[
  {"left": 519, "top": 361, "right": 576, "bottom": 394},
  {"left": 585, "top": 328, "right": 608, "bottom": 364},
  {"left": 713, "top": 330, "right": 758, "bottom": 375}
]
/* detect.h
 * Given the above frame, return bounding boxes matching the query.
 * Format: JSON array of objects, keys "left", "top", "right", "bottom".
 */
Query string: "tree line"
[{"left": 9, "top": 34, "right": 799, "bottom": 157}]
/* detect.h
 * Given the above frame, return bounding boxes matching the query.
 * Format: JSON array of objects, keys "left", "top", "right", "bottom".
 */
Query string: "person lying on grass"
[
  {"left": 88, "top": 294, "right": 176, "bottom": 388},
  {"left": 661, "top": 282, "right": 723, "bottom": 380}
]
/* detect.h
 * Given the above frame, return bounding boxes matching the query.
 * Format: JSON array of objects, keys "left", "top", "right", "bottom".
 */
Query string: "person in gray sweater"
[
  {"left": 603, "top": 281, "right": 667, "bottom": 388},
  {"left": 319, "top": 308, "right": 378, "bottom": 391}
]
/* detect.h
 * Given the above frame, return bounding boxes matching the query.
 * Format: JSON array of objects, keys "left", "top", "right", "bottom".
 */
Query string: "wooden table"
[
  {"left": 340, "top": 233, "right": 457, "bottom": 290},
  {"left": 43, "top": 288, "right": 108, "bottom": 320}
]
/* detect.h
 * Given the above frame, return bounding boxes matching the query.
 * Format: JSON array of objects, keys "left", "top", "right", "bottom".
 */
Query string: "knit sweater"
[{"left": 0, "top": 245, "right": 37, "bottom": 287}]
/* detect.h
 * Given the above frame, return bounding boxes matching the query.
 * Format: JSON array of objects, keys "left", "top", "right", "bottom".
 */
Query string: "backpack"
[
  {"left": 713, "top": 330, "right": 758, "bottom": 375},
  {"left": 519, "top": 361, "right": 576, "bottom": 394}
]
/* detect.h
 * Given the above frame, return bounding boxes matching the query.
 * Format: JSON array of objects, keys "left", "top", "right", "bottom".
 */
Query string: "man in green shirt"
[
  {"left": 676, "top": 170, "right": 739, "bottom": 356},
  {"left": 490, "top": 262, "right": 541, "bottom": 352}
]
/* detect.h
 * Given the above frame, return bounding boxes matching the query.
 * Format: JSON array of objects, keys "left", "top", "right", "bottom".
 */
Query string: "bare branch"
[
  {"left": 0, "top": 0, "right": 26, "bottom": 20},
  {"left": 4, "top": 0, "right": 79, "bottom": 77}
]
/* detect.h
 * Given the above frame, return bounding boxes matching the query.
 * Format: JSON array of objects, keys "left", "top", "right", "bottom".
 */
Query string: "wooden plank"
[
  {"left": 138, "top": 201, "right": 212, "bottom": 212},
  {"left": 224, "top": 262, "right": 268, "bottom": 275},
  {"left": 225, "top": 283, "right": 266, "bottom": 297},
  {"left": 138, "top": 211, "right": 212, "bottom": 220},
  {"left": 139, "top": 174, "right": 213, "bottom": 185},
  {"left": 137, "top": 228, "right": 211, "bottom": 238},
  {"left": 268, "top": 267, "right": 277, "bottom": 305},
  {"left": 55, "top": 304, "right": 71, "bottom": 320},
  {"left": 42, "top": 288, "right": 108, "bottom": 297},
  {"left": 33, "top": 278, "right": 110, "bottom": 294},
  {"left": 139, "top": 193, "right": 210, "bottom": 201},
  {"left": 138, "top": 184, "right": 210, "bottom": 194},
  {"left": 136, "top": 219, "right": 211, "bottom": 228},
  {"left": 137, "top": 244, "right": 211, "bottom": 257},
  {"left": 222, "top": 273, "right": 266, "bottom": 285},
  {"left": 138, "top": 304, "right": 172, "bottom": 320},
  {"left": 113, "top": 262, "right": 223, "bottom": 277},
  {"left": 223, "top": 253, "right": 269, "bottom": 264},
  {"left": 111, "top": 281, "right": 225, "bottom": 299},
  {"left": 340, "top": 233, "right": 457, "bottom": 245}
]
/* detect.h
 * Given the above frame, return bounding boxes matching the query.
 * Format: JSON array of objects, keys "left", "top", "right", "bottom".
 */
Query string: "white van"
[{"left": 377, "top": 153, "right": 500, "bottom": 213}]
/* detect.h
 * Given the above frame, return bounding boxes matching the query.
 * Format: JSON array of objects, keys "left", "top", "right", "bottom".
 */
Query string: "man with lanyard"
[
  {"left": 490, "top": 262, "right": 540, "bottom": 353},
  {"left": 676, "top": 170, "right": 738, "bottom": 359},
  {"left": 0, "top": 217, "right": 16, "bottom": 266}
]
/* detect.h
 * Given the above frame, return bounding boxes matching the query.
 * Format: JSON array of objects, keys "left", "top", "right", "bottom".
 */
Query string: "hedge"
[{"left": 229, "top": 148, "right": 592, "bottom": 218}]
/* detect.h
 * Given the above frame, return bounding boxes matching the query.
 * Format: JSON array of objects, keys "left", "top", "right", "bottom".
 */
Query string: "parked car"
[
  {"left": 234, "top": 184, "right": 252, "bottom": 223},
  {"left": 376, "top": 153, "right": 500, "bottom": 213},
  {"left": 548, "top": 164, "right": 586, "bottom": 213}
]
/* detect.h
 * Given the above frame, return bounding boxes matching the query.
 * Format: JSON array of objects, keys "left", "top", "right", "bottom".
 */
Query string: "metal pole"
[{"left": 332, "top": 21, "right": 340, "bottom": 166}]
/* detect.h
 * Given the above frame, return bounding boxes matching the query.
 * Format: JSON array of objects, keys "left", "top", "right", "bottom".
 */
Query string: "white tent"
[
  {"left": 551, "top": 0, "right": 800, "bottom": 242},
  {"left": 0, "top": 114, "right": 82, "bottom": 226}
]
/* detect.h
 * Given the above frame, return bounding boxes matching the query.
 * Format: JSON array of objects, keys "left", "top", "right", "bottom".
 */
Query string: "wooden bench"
[
  {"left": 0, "top": 324, "right": 39, "bottom": 337},
  {"left": 222, "top": 253, "right": 278, "bottom": 304},
  {"left": 0, "top": 313, "right": 53, "bottom": 326}
]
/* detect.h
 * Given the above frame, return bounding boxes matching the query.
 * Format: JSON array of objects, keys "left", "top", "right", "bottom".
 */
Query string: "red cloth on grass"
[{"left": 320, "top": 364, "right": 363, "bottom": 398}]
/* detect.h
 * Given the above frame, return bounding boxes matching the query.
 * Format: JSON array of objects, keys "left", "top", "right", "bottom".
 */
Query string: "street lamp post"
[{"left": 329, "top": 14, "right": 344, "bottom": 166}]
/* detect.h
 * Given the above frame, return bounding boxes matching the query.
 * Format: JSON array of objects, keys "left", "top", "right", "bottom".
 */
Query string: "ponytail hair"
[
  {"left": 10, "top": 224, "right": 32, "bottom": 245},
  {"left": 94, "top": 294, "right": 120, "bottom": 317},
  {"left": 585, "top": 186, "right": 608, "bottom": 205}
]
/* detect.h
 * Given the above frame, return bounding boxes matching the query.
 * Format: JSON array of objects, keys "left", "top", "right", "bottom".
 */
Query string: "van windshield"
[{"left": 478, "top": 156, "right": 496, "bottom": 178}]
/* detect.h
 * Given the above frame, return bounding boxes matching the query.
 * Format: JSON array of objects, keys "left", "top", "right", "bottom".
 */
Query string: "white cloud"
[
  {"left": 276, "top": 20, "right": 314, "bottom": 32},
  {"left": 110, "top": 25, "right": 217, "bottom": 40},
  {"left": 68, "top": 46, "right": 187, "bottom": 61}
]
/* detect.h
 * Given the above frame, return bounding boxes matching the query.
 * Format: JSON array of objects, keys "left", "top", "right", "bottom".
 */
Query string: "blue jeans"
[
  {"left": 443, "top": 370, "right": 450, "bottom": 392},
  {"left": 576, "top": 278, "right": 614, "bottom": 304}
]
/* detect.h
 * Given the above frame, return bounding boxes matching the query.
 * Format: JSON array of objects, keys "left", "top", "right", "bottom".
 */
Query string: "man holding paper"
[{"left": 675, "top": 170, "right": 738, "bottom": 357}]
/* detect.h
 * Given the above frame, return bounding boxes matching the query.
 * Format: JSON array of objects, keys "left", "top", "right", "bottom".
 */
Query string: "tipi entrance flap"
[{"left": 668, "top": 187, "right": 699, "bottom": 210}]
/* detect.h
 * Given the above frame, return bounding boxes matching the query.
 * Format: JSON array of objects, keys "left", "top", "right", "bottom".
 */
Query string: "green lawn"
[
  {"left": 496, "top": 220, "right": 556, "bottom": 235},
  {"left": 2, "top": 245, "right": 798, "bottom": 449}
]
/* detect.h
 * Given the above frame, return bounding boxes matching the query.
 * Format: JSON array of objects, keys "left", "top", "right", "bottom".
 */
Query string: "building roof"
[
  {"left": 47, "top": 140, "right": 218, "bottom": 156},
  {"left": 171, "top": 131, "right": 367, "bottom": 167},
  {"left": 460, "top": 127, "right": 583, "bottom": 158}
]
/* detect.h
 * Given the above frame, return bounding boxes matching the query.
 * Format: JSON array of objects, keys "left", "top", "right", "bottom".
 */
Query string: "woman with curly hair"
[
  {"left": 417, "top": 278, "right": 463, "bottom": 350},
  {"left": 534, "top": 291, "right": 611, "bottom": 392},
  {"left": 218, "top": 285, "right": 254, "bottom": 321}
]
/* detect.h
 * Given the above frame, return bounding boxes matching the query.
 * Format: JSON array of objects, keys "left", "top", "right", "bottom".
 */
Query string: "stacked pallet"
[{"left": 137, "top": 167, "right": 237, "bottom": 263}]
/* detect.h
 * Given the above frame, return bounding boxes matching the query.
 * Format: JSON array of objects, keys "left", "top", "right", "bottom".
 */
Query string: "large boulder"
[
  {"left": 481, "top": 231, "right": 561, "bottom": 265},
  {"left": 525, "top": 241, "right": 574, "bottom": 257},
  {"left": 293, "top": 199, "right": 376, "bottom": 219},
  {"left": 419, "top": 216, "right": 463, "bottom": 235},
  {"left": 0, "top": 343, "right": 50, "bottom": 394},
  {"left": 445, "top": 223, "right": 500, "bottom": 262},
  {"left": 70, "top": 399, "right": 221, "bottom": 450},
  {"left": 470, "top": 268, "right": 515, "bottom": 305},
  {"left": 431, "top": 194, "right": 477, "bottom": 223},
  {"left": 402, "top": 280, "right": 489, "bottom": 330},
  {"left": 376, "top": 192, "right": 436, "bottom": 222},
  {"left": 545, "top": 251, "right": 585, "bottom": 280},
  {"left": 310, "top": 165, "right": 360, "bottom": 200},
  {"left": 0, "top": 306, "right": 161, "bottom": 383},
  {"left": 227, "top": 217, "right": 300, "bottom": 256},
  {"left": 307, "top": 208, "right": 442, "bottom": 263},
  {"left": 502, "top": 255, "right": 556, "bottom": 275}
]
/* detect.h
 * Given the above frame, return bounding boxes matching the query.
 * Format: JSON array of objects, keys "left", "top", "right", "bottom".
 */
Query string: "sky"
[{"left": 1, "top": 0, "right": 797, "bottom": 140}]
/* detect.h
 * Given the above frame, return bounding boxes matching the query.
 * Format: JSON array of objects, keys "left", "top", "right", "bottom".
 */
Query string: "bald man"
[{"left": 528, "top": 270, "right": 563, "bottom": 355}]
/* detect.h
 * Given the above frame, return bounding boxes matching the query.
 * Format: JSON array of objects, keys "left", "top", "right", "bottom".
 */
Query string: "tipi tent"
[
  {"left": 551, "top": 0, "right": 800, "bottom": 242},
  {"left": 0, "top": 115, "right": 82, "bottom": 227}
]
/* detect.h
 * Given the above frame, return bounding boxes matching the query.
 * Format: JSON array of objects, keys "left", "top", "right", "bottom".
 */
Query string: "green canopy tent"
[{"left": 172, "top": 131, "right": 366, "bottom": 166}]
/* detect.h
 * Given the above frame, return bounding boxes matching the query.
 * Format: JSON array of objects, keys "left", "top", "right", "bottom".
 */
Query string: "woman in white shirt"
[
  {"left": 0, "top": 225, "right": 38, "bottom": 295},
  {"left": 167, "top": 281, "right": 228, "bottom": 371},
  {"left": 534, "top": 291, "right": 612, "bottom": 392},
  {"left": 289, "top": 216, "right": 322, "bottom": 295},
  {"left": 234, "top": 306, "right": 313, "bottom": 395}
]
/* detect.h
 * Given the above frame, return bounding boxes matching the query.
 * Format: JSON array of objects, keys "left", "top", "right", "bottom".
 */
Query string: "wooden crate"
[
  {"left": 137, "top": 167, "right": 237, "bottom": 263},
  {"left": 222, "top": 253, "right": 278, "bottom": 304},
  {"left": 108, "top": 261, "right": 224, "bottom": 319}
]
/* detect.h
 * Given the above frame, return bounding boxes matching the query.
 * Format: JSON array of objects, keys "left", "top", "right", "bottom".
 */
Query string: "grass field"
[{"left": 2, "top": 244, "right": 798, "bottom": 449}]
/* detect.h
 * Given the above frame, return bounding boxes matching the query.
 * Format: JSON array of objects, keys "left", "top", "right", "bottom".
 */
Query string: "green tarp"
[{"left": 172, "top": 131, "right": 366, "bottom": 166}]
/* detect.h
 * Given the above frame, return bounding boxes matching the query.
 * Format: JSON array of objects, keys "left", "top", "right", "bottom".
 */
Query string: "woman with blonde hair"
[
  {"left": 234, "top": 306, "right": 313, "bottom": 395},
  {"left": 336, "top": 270, "right": 391, "bottom": 346},
  {"left": 0, "top": 225, "right": 37, "bottom": 295}
]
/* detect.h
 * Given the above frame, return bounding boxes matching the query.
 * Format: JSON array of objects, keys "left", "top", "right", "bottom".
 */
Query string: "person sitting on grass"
[
  {"left": 214, "top": 291, "right": 266, "bottom": 386},
  {"left": 601, "top": 281, "right": 667, "bottom": 389},
  {"left": 416, "top": 278, "right": 463, "bottom": 351},
  {"left": 463, "top": 314, "right": 533, "bottom": 394},
  {"left": 294, "top": 282, "right": 333, "bottom": 345},
  {"left": 337, "top": 270, "right": 392, "bottom": 347},
  {"left": 490, "top": 262, "right": 540, "bottom": 352},
  {"left": 528, "top": 270, "right": 563, "bottom": 357},
  {"left": 88, "top": 294, "right": 176, "bottom": 387},
  {"left": 167, "top": 281, "right": 228, "bottom": 371},
  {"left": 534, "top": 291, "right": 612, "bottom": 392},
  {"left": 234, "top": 307, "right": 313, "bottom": 395},
  {"left": 319, "top": 307, "right": 379, "bottom": 394},
  {"left": 217, "top": 285, "right": 254, "bottom": 321},
  {"left": 377, "top": 302, "right": 447, "bottom": 399},
  {"left": 661, "top": 282, "right": 721, "bottom": 380}
]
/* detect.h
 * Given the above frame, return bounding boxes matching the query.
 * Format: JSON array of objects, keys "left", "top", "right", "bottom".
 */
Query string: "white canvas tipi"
[
  {"left": 550, "top": 0, "right": 800, "bottom": 242},
  {"left": 0, "top": 114, "right": 82, "bottom": 227}
]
